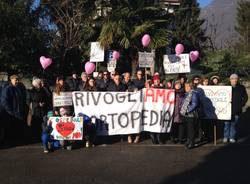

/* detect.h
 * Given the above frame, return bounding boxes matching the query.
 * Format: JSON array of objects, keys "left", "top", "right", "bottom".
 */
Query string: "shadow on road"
[{"left": 159, "top": 107, "right": 250, "bottom": 184}]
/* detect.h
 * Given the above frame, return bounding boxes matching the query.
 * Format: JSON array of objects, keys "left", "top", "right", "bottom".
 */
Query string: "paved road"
[{"left": 0, "top": 141, "right": 250, "bottom": 184}]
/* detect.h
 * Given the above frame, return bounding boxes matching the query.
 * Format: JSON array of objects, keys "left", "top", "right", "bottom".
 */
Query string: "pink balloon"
[
  {"left": 112, "top": 51, "right": 120, "bottom": 60},
  {"left": 175, "top": 44, "right": 184, "bottom": 56},
  {"left": 190, "top": 51, "right": 199, "bottom": 62},
  {"left": 85, "top": 62, "right": 95, "bottom": 74},
  {"left": 40, "top": 56, "right": 52, "bottom": 70},
  {"left": 142, "top": 34, "right": 151, "bottom": 47}
]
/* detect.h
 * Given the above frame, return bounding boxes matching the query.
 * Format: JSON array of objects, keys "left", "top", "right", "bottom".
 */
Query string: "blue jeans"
[
  {"left": 41, "top": 132, "right": 60, "bottom": 149},
  {"left": 224, "top": 115, "right": 239, "bottom": 140}
]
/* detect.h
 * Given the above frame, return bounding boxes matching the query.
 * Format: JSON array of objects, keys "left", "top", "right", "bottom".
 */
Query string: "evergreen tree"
[
  {"left": 235, "top": 0, "right": 250, "bottom": 53},
  {"left": 172, "top": 0, "right": 207, "bottom": 57}
]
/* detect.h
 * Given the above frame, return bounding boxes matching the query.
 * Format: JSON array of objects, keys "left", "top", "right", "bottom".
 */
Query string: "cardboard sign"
[
  {"left": 107, "top": 59, "right": 117, "bottom": 72},
  {"left": 53, "top": 92, "right": 73, "bottom": 107},
  {"left": 49, "top": 117, "right": 83, "bottom": 140},
  {"left": 163, "top": 54, "right": 190, "bottom": 74},
  {"left": 90, "top": 42, "right": 105, "bottom": 62},
  {"left": 198, "top": 86, "right": 232, "bottom": 120},
  {"left": 138, "top": 52, "right": 154, "bottom": 68},
  {"left": 72, "top": 89, "right": 175, "bottom": 135}
]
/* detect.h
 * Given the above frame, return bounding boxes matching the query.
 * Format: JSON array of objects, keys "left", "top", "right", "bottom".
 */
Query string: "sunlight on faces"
[
  {"left": 185, "top": 83, "right": 192, "bottom": 92},
  {"left": 124, "top": 73, "right": 130, "bottom": 83},
  {"left": 230, "top": 78, "right": 238, "bottom": 87}
]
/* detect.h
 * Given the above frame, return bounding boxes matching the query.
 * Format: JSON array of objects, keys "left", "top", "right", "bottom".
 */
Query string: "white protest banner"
[
  {"left": 53, "top": 92, "right": 73, "bottom": 107},
  {"left": 138, "top": 52, "right": 154, "bottom": 68},
  {"left": 142, "top": 88, "right": 175, "bottom": 133},
  {"left": 163, "top": 54, "right": 190, "bottom": 74},
  {"left": 198, "top": 86, "right": 232, "bottom": 120},
  {"left": 90, "top": 42, "right": 104, "bottom": 62},
  {"left": 72, "top": 89, "right": 175, "bottom": 135},
  {"left": 49, "top": 117, "right": 83, "bottom": 140}
]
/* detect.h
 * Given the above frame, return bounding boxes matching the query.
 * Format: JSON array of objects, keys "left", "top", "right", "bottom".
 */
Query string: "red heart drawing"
[{"left": 56, "top": 121, "right": 75, "bottom": 137}]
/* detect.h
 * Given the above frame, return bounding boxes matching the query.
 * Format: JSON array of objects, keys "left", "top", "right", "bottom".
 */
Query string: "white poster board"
[
  {"left": 138, "top": 52, "right": 154, "bottom": 68},
  {"left": 90, "top": 42, "right": 104, "bottom": 62},
  {"left": 49, "top": 117, "right": 83, "bottom": 140},
  {"left": 198, "top": 86, "right": 232, "bottom": 120},
  {"left": 53, "top": 92, "right": 73, "bottom": 107},
  {"left": 163, "top": 54, "right": 190, "bottom": 74}
]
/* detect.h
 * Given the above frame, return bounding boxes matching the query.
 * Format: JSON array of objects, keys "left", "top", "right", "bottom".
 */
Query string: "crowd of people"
[{"left": 0, "top": 70, "right": 248, "bottom": 153}]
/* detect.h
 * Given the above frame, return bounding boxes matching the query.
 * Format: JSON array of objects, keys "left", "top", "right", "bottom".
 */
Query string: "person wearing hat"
[
  {"left": 210, "top": 75, "right": 220, "bottom": 85},
  {"left": 1, "top": 74, "right": 27, "bottom": 144},
  {"left": 151, "top": 74, "right": 163, "bottom": 88},
  {"left": 223, "top": 74, "right": 248, "bottom": 143}
]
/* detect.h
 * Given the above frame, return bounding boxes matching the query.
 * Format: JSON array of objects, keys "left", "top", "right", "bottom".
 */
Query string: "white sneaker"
[
  {"left": 86, "top": 141, "right": 90, "bottom": 148},
  {"left": 223, "top": 138, "right": 228, "bottom": 143},
  {"left": 229, "top": 139, "right": 236, "bottom": 143}
]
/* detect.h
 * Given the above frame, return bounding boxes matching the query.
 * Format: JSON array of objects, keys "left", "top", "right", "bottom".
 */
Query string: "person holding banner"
[
  {"left": 85, "top": 77, "right": 97, "bottom": 91},
  {"left": 210, "top": 75, "right": 220, "bottom": 85},
  {"left": 133, "top": 70, "right": 145, "bottom": 90},
  {"left": 150, "top": 75, "right": 165, "bottom": 144},
  {"left": 122, "top": 72, "right": 136, "bottom": 92},
  {"left": 107, "top": 73, "right": 126, "bottom": 92},
  {"left": 223, "top": 74, "right": 248, "bottom": 143},
  {"left": 180, "top": 82, "right": 200, "bottom": 149},
  {"left": 78, "top": 72, "right": 88, "bottom": 91},
  {"left": 96, "top": 71, "right": 110, "bottom": 91}
]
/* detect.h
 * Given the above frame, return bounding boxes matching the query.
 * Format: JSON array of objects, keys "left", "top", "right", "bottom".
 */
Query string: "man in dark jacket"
[
  {"left": 96, "top": 71, "right": 110, "bottom": 91},
  {"left": 67, "top": 71, "right": 80, "bottom": 91},
  {"left": 122, "top": 72, "right": 135, "bottom": 92},
  {"left": 132, "top": 70, "right": 145, "bottom": 90},
  {"left": 107, "top": 74, "right": 126, "bottom": 92},
  {"left": 1, "top": 75, "right": 27, "bottom": 144},
  {"left": 223, "top": 74, "right": 248, "bottom": 143},
  {"left": 78, "top": 72, "right": 88, "bottom": 91}
]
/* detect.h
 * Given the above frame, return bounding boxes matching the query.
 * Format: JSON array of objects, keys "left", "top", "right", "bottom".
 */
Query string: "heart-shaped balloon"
[
  {"left": 142, "top": 34, "right": 151, "bottom": 47},
  {"left": 175, "top": 44, "right": 184, "bottom": 56},
  {"left": 85, "top": 62, "right": 95, "bottom": 74},
  {"left": 40, "top": 56, "right": 52, "bottom": 70},
  {"left": 190, "top": 51, "right": 199, "bottom": 62},
  {"left": 112, "top": 51, "right": 120, "bottom": 60}
]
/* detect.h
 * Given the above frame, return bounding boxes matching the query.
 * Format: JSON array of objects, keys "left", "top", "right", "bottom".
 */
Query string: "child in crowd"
[{"left": 41, "top": 111, "right": 60, "bottom": 153}]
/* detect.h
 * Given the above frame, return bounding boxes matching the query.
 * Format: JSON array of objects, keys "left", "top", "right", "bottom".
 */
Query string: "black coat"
[
  {"left": 78, "top": 81, "right": 87, "bottom": 91},
  {"left": 27, "top": 87, "right": 48, "bottom": 118},
  {"left": 122, "top": 80, "right": 136, "bottom": 92},
  {"left": 132, "top": 78, "right": 145, "bottom": 90},
  {"left": 231, "top": 84, "right": 248, "bottom": 116},
  {"left": 96, "top": 79, "right": 110, "bottom": 91},
  {"left": 107, "top": 81, "right": 126, "bottom": 92},
  {"left": 1, "top": 83, "right": 27, "bottom": 120},
  {"left": 67, "top": 78, "right": 80, "bottom": 91}
]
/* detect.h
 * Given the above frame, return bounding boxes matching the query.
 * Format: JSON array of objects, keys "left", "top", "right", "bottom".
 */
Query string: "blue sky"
[{"left": 198, "top": 0, "right": 213, "bottom": 7}]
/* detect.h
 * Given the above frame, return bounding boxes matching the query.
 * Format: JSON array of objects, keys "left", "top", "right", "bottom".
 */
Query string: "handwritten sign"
[
  {"left": 163, "top": 54, "right": 190, "bottom": 74},
  {"left": 53, "top": 92, "right": 73, "bottom": 107},
  {"left": 138, "top": 52, "right": 154, "bottom": 68},
  {"left": 90, "top": 42, "right": 104, "bottom": 62},
  {"left": 198, "top": 86, "right": 232, "bottom": 120},
  {"left": 49, "top": 117, "right": 83, "bottom": 140}
]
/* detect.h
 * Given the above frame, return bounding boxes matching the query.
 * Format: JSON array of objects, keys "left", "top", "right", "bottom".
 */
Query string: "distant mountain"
[{"left": 200, "top": 0, "right": 242, "bottom": 49}]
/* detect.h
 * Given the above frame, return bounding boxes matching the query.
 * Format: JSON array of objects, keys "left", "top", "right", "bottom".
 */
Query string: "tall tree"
[
  {"left": 40, "top": 0, "right": 100, "bottom": 73},
  {"left": 98, "top": 0, "right": 172, "bottom": 74},
  {"left": 172, "top": 0, "right": 207, "bottom": 58},
  {"left": 0, "top": 0, "right": 49, "bottom": 75},
  {"left": 235, "top": 0, "right": 250, "bottom": 53}
]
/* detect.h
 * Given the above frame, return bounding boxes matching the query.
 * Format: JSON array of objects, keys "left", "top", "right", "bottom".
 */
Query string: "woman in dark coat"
[
  {"left": 27, "top": 78, "right": 48, "bottom": 143},
  {"left": 171, "top": 80, "right": 185, "bottom": 144}
]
